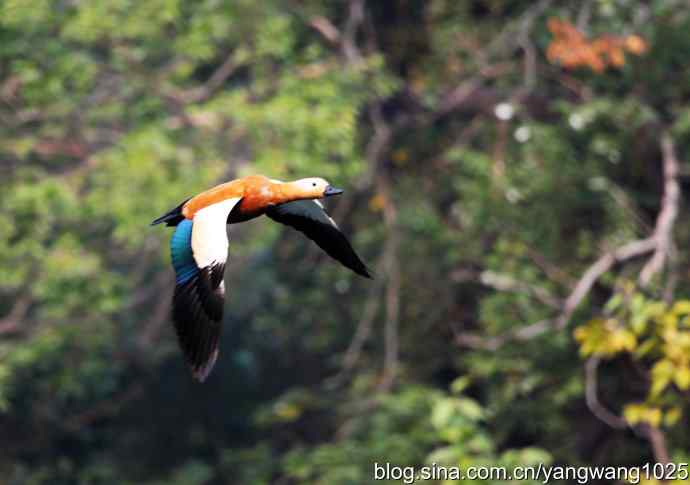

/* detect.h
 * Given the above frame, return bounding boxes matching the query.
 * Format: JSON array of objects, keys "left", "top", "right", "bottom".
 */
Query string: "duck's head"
[{"left": 290, "top": 177, "right": 344, "bottom": 199}]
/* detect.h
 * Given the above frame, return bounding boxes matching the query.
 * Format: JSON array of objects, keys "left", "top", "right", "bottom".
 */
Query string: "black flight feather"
[
  {"left": 172, "top": 262, "right": 225, "bottom": 381},
  {"left": 266, "top": 200, "right": 371, "bottom": 278}
]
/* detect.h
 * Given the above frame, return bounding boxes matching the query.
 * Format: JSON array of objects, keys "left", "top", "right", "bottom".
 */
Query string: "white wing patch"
[{"left": 191, "top": 197, "right": 241, "bottom": 269}]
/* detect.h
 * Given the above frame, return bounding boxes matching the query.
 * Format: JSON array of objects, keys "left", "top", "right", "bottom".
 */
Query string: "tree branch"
[
  {"left": 308, "top": 16, "right": 341, "bottom": 45},
  {"left": 585, "top": 356, "right": 671, "bottom": 466},
  {"left": 454, "top": 319, "right": 554, "bottom": 351},
  {"left": 166, "top": 52, "right": 240, "bottom": 104},
  {"left": 378, "top": 173, "right": 400, "bottom": 393},
  {"left": 325, "top": 255, "right": 386, "bottom": 389},
  {"left": 639, "top": 131, "right": 681, "bottom": 287},
  {"left": 585, "top": 356, "right": 627, "bottom": 429},
  {"left": 479, "top": 270, "right": 561, "bottom": 309},
  {"left": 556, "top": 237, "right": 657, "bottom": 329},
  {"left": 641, "top": 424, "right": 671, "bottom": 465},
  {"left": 342, "top": 0, "right": 365, "bottom": 63},
  {"left": 0, "top": 296, "right": 31, "bottom": 336}
]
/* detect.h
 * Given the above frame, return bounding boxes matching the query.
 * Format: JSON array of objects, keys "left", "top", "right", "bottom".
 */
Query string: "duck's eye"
[{"left": 312, "top": 182, "right": 316, "bottom": 187}]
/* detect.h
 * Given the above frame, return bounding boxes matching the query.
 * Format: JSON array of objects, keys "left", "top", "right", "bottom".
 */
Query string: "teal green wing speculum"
[{"left": 170, "top": 220, "right": 198, "bottom": 284}]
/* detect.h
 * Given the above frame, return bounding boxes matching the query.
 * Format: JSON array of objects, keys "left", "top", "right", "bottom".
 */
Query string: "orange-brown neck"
[{"left": 271, "top": 181, "right": 312, "bottom": 204}]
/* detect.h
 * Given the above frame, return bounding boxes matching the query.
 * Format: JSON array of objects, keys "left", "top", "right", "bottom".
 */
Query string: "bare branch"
[
  {"left": 137, "top": 286, "right": 174, "bottom": 348},
  {"left": 0, "top": 296, "right": 31, "bottom": 336},
  {"left": 634, "top": 131, "right": 681, "bottom": 464},
  {"left": 309, "top": 16, "right": 340, "bottom": 44},
  {"left": 556, "top": 237, "right": 656, "bottom": 329},
  {"left": 517, "top": 1, "right": 541, "bottom": 92},
  {"left": 585, "top": 356, "right": 627, "bottom": 429},
  {"left": 576, "top": 0, "right": 593, "bottom": 32},
  {"left": 454, "top": 319, "right": 553, "bottom": 351},
  {"left": 640, "top": 424, "right": 671, "bottom": 465},
  {"left": 479, "top": 270, "right": 561, "bottom": 309},
  {"left": 586, "top": 345, "right": 673, "bottom": 464},
  {"left": 378, "top": 175, "right": 400, "bottom": 393},
  {"left": 576, "top": 132, "right": 681, "bottom": 460},
  {"left": 526, "top": 247, "right": 576, "bottom": 288},
  {"left": 167, "top": 52, "right": 240, "bottom": 104},
  {"left": 663, "top": 241, "right": 679, "bottom": 304},
  {"left": 325, "top": 255, "right": 386, "bottom": 389},
  {"left": 326, "top": 100, "right": 391, "bottom": 226},
  {"left": 639, "top": 131, "right": 681, "bottom": 287},
  {"left": 342, "top": 0, "right": 365, "bottom": 63}
]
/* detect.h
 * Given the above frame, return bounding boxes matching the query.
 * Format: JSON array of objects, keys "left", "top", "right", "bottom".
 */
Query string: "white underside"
[{"left": 191, "top": 197, "right": 241, "bottom": 269}]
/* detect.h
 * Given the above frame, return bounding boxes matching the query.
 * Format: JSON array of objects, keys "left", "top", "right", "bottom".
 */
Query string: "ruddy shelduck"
[{"left": 152, "top": 175, "right": 370, "bottom": 381}]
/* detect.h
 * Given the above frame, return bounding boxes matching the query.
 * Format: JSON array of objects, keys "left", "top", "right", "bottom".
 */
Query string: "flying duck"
[{"left": 152, "top": 175, "right": 371, "bottom": 381}]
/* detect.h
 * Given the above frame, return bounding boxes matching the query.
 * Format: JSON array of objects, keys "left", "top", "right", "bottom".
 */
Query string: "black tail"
[{"left": 151, "top": 198, "right": 190, "bottom": 226}]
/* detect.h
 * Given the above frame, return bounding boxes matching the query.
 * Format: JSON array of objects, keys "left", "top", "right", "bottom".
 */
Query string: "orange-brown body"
[{"left": 181, "top": 175, "right": 320, "bottom": 222}]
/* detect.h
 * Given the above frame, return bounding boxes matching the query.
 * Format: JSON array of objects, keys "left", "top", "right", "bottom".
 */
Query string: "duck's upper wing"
[
  {"left": 169, "top": 197, "right": 242, "bottom": 381},
  {"left": 266, "top": 200, "right": 371, "bottom": 278}
]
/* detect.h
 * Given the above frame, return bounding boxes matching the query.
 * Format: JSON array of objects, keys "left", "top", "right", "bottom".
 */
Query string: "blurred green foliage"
[{"left": 2, "top": 1, "right": 690, "bottom": 484}]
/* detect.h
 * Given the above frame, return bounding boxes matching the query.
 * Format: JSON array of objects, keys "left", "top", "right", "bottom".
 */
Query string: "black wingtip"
[
  {"left": 354, "top": 264, "right": 374, "bottom": 279},
  {"left": 348, "top": 256, "right": 373, "bottom": 279},
  {"left": 191, "top": 349, "right": 219, "bottom": 382}
]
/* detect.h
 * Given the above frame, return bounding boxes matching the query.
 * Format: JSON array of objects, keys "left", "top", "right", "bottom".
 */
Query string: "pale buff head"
[{"left": 287, "top": 177, "right": 344, "bottom": 199}]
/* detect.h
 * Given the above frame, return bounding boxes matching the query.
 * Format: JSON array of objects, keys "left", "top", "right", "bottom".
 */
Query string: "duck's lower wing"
[
  {"left": 169, "top": 197, "right": 242, "bottom": 381},
  {"left": 266, "top": 200, "right": 371, "bottom": 278}
]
